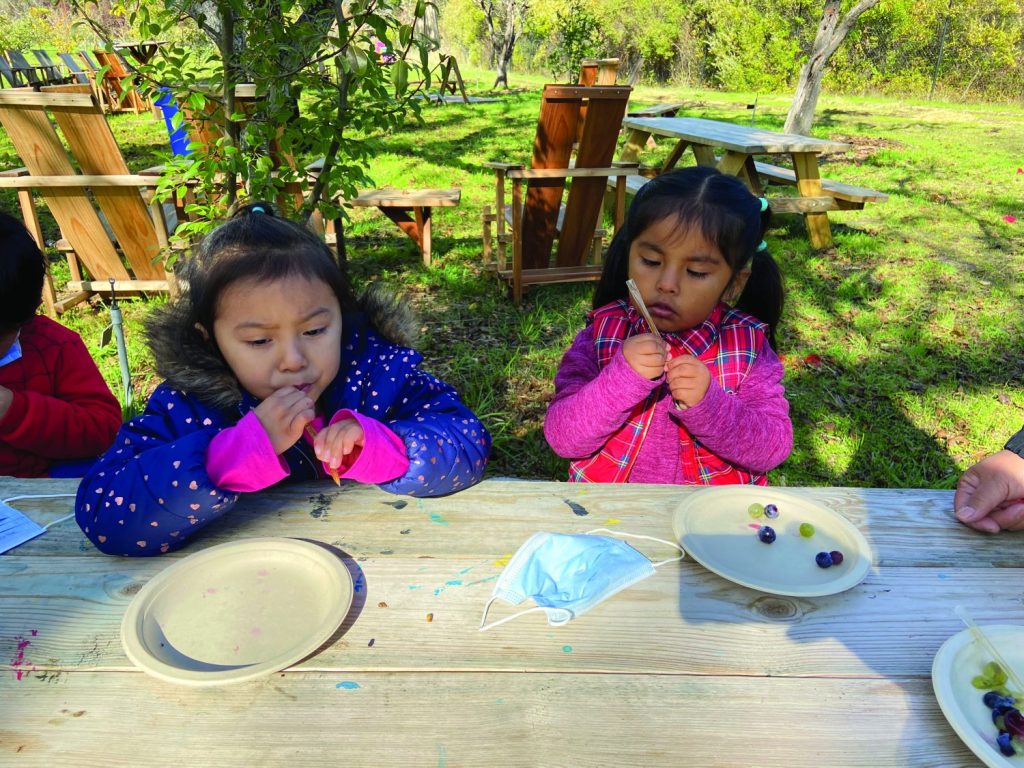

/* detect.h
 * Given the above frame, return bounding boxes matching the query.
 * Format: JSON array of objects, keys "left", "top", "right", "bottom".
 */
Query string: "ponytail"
[
  {"left": 735, "top": 198, "right": 783, "bottom": 348},
  {"left": 736, "top": 245, "right": 783, "bottom": 349}
]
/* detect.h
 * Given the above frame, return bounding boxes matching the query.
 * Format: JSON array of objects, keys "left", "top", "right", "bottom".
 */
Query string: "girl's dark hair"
[
  {"left": 185, "top": 201, "right": 357, "bottom": 333},
  {"left": 0, "top": 209, "right": 46, "bottom": 329},
  {"left": 593, "top": 166, "right": 784, "bottom": 346}
]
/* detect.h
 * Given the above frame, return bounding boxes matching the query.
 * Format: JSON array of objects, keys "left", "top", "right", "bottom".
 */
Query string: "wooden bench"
[
  {"left": 627, "top": 102, "right": 685, "bottom": 118},
  {"left": 609, "top": 163, "right": 887, "bottom": 215},
  {"left": 345, "top": 187, "right": 460, "bottom": 267},
  {"left": 752, "top": 161, "right": 888, "bottom": 209}
]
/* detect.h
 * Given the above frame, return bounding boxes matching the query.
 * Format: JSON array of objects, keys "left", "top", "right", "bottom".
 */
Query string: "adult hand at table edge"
[{"left": 954, "top": 449, "right": 1024, "bottom": 533}]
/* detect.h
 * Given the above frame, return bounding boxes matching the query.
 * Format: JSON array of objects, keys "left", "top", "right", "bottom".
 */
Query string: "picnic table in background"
[
  {"left": 113, "top": 40, "right": 167, "bottom": 67},
  {"left": 618, "top": 116, "right": 888, "bottom": 248},
  {"left": 1, "top": 476, "right": 1018, "bottom": 765}
]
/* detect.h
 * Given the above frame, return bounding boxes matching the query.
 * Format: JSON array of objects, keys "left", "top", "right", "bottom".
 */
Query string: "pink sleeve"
[
  {"left": 329, "top": 409, "right": 409, "bottom": 484},
  {"left": 672, "top": 343, "right": 792, "bottom": 472},
  {"left": 206, "top": 411, "right": 290, "bottom": 492},
  {"left": 544, "top": 329, "right": 662, "bottom": 458}
]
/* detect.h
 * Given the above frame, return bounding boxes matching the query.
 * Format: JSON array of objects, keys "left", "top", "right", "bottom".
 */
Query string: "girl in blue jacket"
[{"left": 77, "top": 202, "right": 491, "bottom": 555}]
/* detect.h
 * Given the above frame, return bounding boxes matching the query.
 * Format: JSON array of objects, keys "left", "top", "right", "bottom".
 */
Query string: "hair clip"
[
  {"left": 759, "top": 197, "right": 769, "bottom": 213},
  {"left": 251, "top": 205, "right": 266, "bottom": 214},
  {"left": 756, "top": 240, "right": 768, "bottom": 252}
]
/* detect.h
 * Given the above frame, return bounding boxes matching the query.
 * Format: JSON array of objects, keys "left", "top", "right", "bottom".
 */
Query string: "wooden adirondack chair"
[
  {"left": 0, "top": 53, "right": 21, "bottom": 88},
  {"left": 92, "top": 49, "right": 147, "bottom": 113},
  {"left": 0, "top": 85, "right": 176, "bottom": 314},
  {"left": 32, "top": 51, "right": 74, "bottom": 85},
  {"left": 481, "top": 84, "right": 636, "bottom": 303}
]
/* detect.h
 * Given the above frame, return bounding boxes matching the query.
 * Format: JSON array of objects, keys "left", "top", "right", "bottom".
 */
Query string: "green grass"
[{"left": 2, "top": 70, "right": 1022, "bottom": 487}]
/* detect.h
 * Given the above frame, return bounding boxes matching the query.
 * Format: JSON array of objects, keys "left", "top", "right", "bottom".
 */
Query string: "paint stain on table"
[{"left": 564, "top": 499, "right": 589, "bottom": 516}]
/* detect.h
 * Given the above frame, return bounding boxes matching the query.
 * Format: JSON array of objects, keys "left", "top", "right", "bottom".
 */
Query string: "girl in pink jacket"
[{"left": 544, "top": 167, "right": 792, "bottom": 485}]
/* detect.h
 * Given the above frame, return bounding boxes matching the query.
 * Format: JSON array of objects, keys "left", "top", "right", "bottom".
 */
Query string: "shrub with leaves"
[{"left": 71, "top": 0, "right": 434, "bottom": 254}]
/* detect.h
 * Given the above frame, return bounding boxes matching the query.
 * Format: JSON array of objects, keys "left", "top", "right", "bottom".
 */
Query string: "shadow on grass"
[{"left": 776, "top": 216, "right": 1023, "bottom": 489}]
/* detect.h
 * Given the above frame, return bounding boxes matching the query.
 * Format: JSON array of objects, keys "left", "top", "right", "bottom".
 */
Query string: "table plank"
[
  {"left": 620, "top": 117, "right": 851, "bottom": 155},
  {"left": 4, "top": 480, "right": 1020, "bottom": 569},
  {"left": 3, "top": 554, "right": 1020, "bottom": 678},
  {"left": 0, "top": 672, "right": 982, "bottom": 767}
]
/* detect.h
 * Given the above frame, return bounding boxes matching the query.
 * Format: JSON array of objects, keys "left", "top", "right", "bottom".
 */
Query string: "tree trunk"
[
  {"left": 492, "top": 33, "right": 516, "bottom": 89},
  {"left": 784, "top": 0, "right": 879, "bottom": 135}
]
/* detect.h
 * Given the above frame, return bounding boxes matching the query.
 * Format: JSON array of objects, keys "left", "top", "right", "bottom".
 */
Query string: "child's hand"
[
  {"left": 622, "top": 334, "right": 667, "bottom": 380},
  {"left": 313, "top": 418, "right": 365, "bottom": 471},
  {"left": 254, "top": 386, "right": 315, "bottom": 455},
  {"left": 666, "top": 355, "right": 712, "bottom": 408}
]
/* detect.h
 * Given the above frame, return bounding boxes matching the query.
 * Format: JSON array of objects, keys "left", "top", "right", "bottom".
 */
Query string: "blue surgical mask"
[{"left": 479, "top": 528, "right": 684, "bottom": 631}]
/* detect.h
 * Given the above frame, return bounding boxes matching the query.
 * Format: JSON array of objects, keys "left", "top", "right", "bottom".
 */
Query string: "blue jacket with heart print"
[{"left": 76, "top": 289, "right": 491, "bottom": 556}]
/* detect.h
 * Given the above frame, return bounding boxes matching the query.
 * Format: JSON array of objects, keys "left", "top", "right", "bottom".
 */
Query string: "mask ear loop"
[
  {"left": 479, "top": 597, "right": 571, "bottom": 632},
  {"left": 584, "top": 528, "right": 685, "bottom": 567},
  {"left": 3, "top": 494, "right": 77, "bottom": 530}
]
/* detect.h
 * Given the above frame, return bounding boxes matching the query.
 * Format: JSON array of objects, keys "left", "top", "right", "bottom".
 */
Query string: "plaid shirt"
[{"left": 569, "top": 299, "right": 768, "bottom": 484}]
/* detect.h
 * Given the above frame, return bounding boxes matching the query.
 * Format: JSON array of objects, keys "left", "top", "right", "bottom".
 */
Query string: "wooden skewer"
[
  {"left": 625, "top": 278, "right": 685, "bottom": 410},
  {"left": 304, "top": 423, "right": 341, "bottom": 486},
  {"left": 626, "top": 279, "right": 661, "bottom": 340},
  {"left": 955, "top": 605, "right": 1024, "bottom": 692}
]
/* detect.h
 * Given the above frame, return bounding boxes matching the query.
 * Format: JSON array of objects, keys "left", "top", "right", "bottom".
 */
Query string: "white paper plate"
[
  {"left": 672, "top": 486, "right": 872, "bottom": 597},
  {"left": 121, "top": 537, "right": 352, "bottom": 686},
  {"left": 932, "top": 625, "right": 1024, "bottom": 768}
]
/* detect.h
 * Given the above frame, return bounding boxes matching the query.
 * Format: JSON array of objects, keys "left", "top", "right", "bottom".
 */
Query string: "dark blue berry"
[
  {"left": 997, "top": 731, "right": 1015, "bottom": 756},
  {"left": 985, "top": 691, "right": 1003, "bottom": 708},
  {"left": 815, "top": 551, "right": 833, "bottom": 568},
  {"left": 758, "top": 526, "right": 777, "bottom": 543},
  {"left": 764, "top": 503, "right": 779, "bottom": 519}
]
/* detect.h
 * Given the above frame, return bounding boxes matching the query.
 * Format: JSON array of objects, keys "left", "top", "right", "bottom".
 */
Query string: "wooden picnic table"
[
  {"left": 1, "top": 477, "right": 1018, "bottom": 766},
  {"left": 619, "top": 116, "right": 859, "bottom": 248}
]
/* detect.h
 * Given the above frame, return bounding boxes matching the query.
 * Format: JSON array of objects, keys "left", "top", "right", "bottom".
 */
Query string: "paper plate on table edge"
[
  {"left": 932, "top": 625, "right": 1024, "bottom": 768},
  {"left": 672, "top": 486, "right": 872, "bottom": 597},
  {"left": 121, "top": 537, "right": 352, "bottom": 686}
]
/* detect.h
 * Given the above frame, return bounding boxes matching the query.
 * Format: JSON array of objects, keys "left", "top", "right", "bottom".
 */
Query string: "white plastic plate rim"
[
  {"left": 932, "top": 625, "right": 1024, "bottom": 768},
  {"left": 672, "top": 486, "right": 872, "bottom": 597},
  {"left": 120, "top": 537, "right": 352, "bottom": 686}
]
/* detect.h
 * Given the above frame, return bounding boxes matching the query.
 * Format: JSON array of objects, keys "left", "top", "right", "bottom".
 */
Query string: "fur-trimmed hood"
[{"left": 146, "top": 282, "right": 420, "bottom": 413}]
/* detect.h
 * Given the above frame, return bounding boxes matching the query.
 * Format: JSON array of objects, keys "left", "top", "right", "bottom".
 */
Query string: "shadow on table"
[
  {"left": 297, "top": 539, "right": 367, "bottom": 655},
  {"left": 670, "top": 500, "right": 993, "bottom": 765}
]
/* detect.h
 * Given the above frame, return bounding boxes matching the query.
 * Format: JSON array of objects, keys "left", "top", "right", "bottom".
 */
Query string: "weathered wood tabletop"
[
  {"left": 619, "top": 116, "right": 853, "bottom": 249},
  {"left": 2, "top": 477, "right": 1019, "bottom": 766}
]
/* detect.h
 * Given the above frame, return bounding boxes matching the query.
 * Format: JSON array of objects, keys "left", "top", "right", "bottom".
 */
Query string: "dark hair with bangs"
[
  {"left": 593, "top": 166, "right": 784, "bottom": 346},
  {"left": 187, "top": 201, "right": 357, "bottom": 334},
  {"left": 0, "top": 209, "right": 46, "bottom": 331}
]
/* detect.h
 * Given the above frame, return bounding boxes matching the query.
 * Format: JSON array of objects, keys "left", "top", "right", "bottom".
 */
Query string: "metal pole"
[
  {"left": 929, "top": 0, "right": 953, "bottom": 100},
  {"left": 108, "top": 278, "right": 133, "bottom": 410}
]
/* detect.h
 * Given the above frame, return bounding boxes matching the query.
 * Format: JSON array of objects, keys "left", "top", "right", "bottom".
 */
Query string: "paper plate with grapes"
[
  {"left": 671, "top": 486, "right": 872, "bottom": 597},
  {"left": 932, "top": 625, "right": 1024, "bottom": 766}
]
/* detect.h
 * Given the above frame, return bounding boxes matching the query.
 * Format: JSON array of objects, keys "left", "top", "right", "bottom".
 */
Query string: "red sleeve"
[{"left": 0, "top": 327, "right": 122, "bottom": 460}]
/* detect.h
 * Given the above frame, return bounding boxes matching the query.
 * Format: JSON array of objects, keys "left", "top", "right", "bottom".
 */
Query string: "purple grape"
[
  {"left": 764, "top": 503, "right": 779, "bottom": 519},
  {"left": 829, "top": 550, "right": 844, "bottom": 566},
  {"left": 1005, "top": 708, "right": 1024, "bottom": 739}
]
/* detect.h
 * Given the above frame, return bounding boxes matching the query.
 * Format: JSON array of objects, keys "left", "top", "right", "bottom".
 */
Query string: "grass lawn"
[{"left": 1, "top": 69, "right": 1022, "bottom": 488}]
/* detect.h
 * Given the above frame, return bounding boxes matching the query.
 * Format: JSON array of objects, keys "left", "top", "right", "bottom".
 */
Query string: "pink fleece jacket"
[
  {"left": 207, "top": 409, "right": 408, "bottom": 493},
  {"left": 544, "top": 329, "right": 793, "bottom": 484}
]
